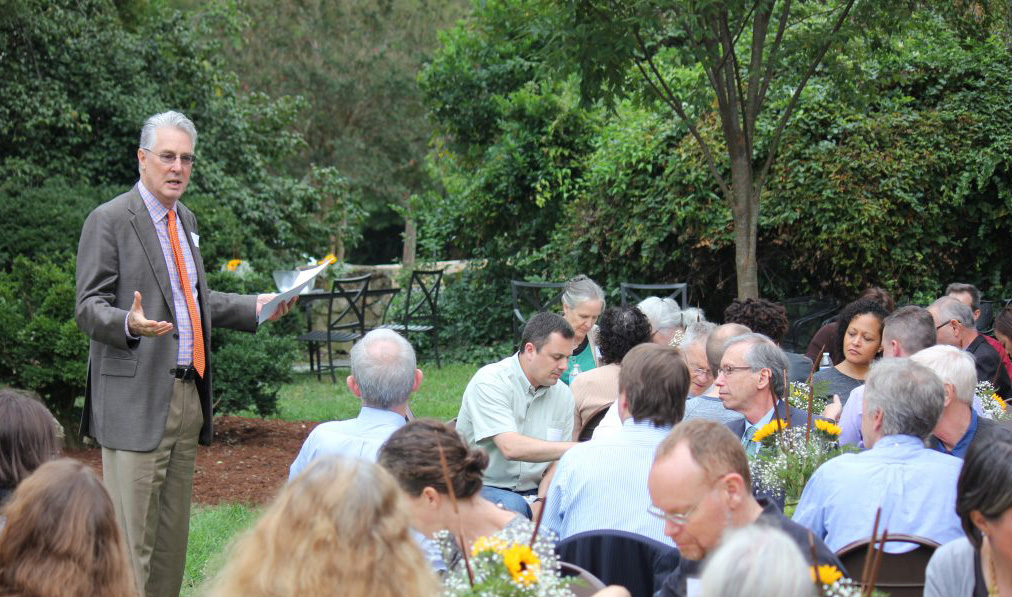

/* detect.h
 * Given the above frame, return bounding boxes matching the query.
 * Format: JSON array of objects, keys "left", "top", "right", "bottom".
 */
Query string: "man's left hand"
[{"left": 256, "top": 294, "right": 298, "bottom": 322}]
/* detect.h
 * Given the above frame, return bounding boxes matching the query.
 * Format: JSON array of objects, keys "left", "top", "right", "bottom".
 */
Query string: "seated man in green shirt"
[{"left": 456, "top": 312, "right": 579, "bottom": 517}]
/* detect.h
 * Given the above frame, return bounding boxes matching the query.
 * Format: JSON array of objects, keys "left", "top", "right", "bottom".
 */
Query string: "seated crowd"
[{"left": 3, "top": 277, "right": 1012, "bottom": 597}]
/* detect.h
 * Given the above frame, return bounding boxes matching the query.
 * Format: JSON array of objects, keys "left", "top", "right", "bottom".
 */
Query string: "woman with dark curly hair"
[
  {"left": 568, "top": 306, "right": 652, "bottom": 439},
  {"left": 812, "top": 298, "right": 890, "bottom": 406},
  {"left": 805, "top": 287, "right": 895, "bottom": 365},
  {"left": 723, "top": 298, "right": 813, "bottom": 383}
]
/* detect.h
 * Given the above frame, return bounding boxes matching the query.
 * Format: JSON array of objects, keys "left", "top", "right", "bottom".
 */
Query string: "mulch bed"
[{"left": 64, "top": 416, "right": 319, "bottom": 505}]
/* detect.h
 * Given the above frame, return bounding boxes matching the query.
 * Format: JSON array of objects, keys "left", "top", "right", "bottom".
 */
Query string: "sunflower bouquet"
[
  {"left": 977, "top": 381, "right": 1010, "bottom": 421},
  {"left": 749, "top": 415, "right": 852, "bottom": 506},
  {"left": 810, "top": 565, "right": 888, "bottom": 597},
  {"left": 436, "top": 524, "right": 574, "bottom": 597},
  {"left": 785, "top": 381, "right": 831, "bottom": 414}
]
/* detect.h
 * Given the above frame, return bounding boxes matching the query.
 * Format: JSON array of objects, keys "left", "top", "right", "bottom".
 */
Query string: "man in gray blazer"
[{"left": 75, "top": 111, "right": 294, "bottom": 597}]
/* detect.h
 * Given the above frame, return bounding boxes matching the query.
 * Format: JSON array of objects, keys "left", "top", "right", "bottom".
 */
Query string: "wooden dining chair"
[{"left": 834, "top": 534, "right": 940, "bottom": 597}]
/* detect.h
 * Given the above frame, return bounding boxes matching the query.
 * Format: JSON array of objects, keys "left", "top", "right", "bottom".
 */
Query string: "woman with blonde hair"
[
  {"left": 0, "top": 458, "right": 137, "bottom": 597},
  {"left": 207, "top": 455, "right": 439, "bottom": 597}
]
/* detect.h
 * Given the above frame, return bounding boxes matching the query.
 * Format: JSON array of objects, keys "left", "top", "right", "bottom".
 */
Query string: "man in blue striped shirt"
[{"left": 542, "top": 343, "right": 688, "bottom": 544}]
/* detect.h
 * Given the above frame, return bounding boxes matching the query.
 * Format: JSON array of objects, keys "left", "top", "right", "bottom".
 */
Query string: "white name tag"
[{"left": 190, "top": 232, "right": 200, "bottom": 247}]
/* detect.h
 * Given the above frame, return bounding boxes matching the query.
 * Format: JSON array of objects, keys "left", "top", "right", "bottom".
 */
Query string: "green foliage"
[
  {"left": 0, "top": 179, "right": 117, "bottom": 270},
  {"left": 206, "top": 271, "right": 298, "bottom": 417},
  {"left": 0, "top": 0, "right": 346, "bottom": 272},
  {"left": 182, "top": 503, "right": 261, "bottom": 597},
  {"left": 0, "top": 256, "right": 88, "bottom": 425}
]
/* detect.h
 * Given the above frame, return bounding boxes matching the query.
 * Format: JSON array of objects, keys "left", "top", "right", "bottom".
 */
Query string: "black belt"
[{"left": 169, "top": 365, "right": 198, "bottom": 381}]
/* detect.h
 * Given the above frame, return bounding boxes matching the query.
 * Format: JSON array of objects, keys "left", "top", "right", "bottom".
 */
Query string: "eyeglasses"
[
  {"left": 142, "top": 148, "right": 196, "bottom": 166},
  {"left": 936, "top": 320, "right": 957, "bottom": 331},
  {"left": 717, "top": 365, "right": 754, "bottom": 377},
  {"left": 647, "top": 473, "right": 731, "bottom": 528},
  {"left": 647, "top": 503, "right": 701, "bottom": 528},
  {"left": 690, "top": 367, "right": 712, "bottom": 378}
]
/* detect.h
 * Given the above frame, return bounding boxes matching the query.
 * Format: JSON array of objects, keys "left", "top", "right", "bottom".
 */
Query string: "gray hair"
[
  {"left": 701, "top": 525, "right": 813, "bottom": 597},
  {"left": 680, "top": 307, "right": 706, "bottom": 326},
  {"left": 882, "top": 305, "right": 936, "bottom": 355},
  {"left": 349, "top": 329, "right": 417, "bottom": 409},
  {"left": 706, "top": 323, "right": 751, "bottom": 376},
  {"left": 561, "top": 275, "right": 605, "bottom": 310},
  {"left": 910, "top": 345, "right": 977, "bottom": 406},
  {"left": 139, "top": 110, "right": 198, "bottom": 151},
  {"left": 864, "top": 358, "right": 945, "bottom": 439},
  {"left": 638, "top": 296, "right": 682, "bottom": 333},
  {"left": 930, "top": 296, "right": 975, "bottom": 328},
  {"left": 681, "top": 321, "right": 717, "bottom": 350},
  {"left": 725, "top": 333, "right": 790, "bottom": 401},
  {"left": 946, "top": 282, "right": 981, "bottom": 311}
]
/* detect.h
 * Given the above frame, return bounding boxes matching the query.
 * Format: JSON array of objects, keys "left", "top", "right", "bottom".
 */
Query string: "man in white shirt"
[{"left": 289, "top": 328, "right": 421, "bottom": 478}]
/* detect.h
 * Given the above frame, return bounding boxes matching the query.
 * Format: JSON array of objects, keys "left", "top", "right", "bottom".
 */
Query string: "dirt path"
[{"left": 65, "top": 416, "right": 318, "bottom": 505}]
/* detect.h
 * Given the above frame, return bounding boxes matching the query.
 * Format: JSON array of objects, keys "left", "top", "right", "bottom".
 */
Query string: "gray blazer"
[{"left": 75, "top": 186, "right": 256, "bottom": 451}]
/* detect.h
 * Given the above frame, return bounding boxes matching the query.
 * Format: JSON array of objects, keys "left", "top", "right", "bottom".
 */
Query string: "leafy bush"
[
  {"left": 0, "top": 256, "right": 88, "bottom": 432},
  {"left": 206, "top": 271, "right": 299, "bottom": 417}
]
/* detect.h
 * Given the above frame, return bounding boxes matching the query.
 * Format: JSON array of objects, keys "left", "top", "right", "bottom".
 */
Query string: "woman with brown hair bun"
[
  {"left": 378, "top": 419, "right": 529, "bottom": 568},
  {"left": 207, "top": 455, "right": 438, "bottom": 597},
  {"left": 0, "top": 458, "right": 137, "bottom": 597},
  {"left": 0, "top": 389, "right": 60, "bottom": 506}
]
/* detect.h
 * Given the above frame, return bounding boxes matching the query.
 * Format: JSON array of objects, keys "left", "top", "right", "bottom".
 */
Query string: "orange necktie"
[{"left": 167, "top": 210, "right": 205, "bottom": 378}]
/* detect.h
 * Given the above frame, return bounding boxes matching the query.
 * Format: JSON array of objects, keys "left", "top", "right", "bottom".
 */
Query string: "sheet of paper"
[{"left": 258, "top": 259, "right": 333, "bottom": 324}]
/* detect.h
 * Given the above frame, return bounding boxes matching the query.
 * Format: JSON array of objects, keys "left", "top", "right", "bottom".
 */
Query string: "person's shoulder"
[
  {"left": 89, "top": 187, "right": 139, "bottom": 218},
  {"left": 926, "top": 536, "right": 975, "bottom": 592},
  {"left": 917, "top": 446, "right": 964, "bottom": 470}
]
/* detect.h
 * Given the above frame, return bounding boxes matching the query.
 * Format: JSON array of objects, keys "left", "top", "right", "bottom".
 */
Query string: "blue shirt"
[
  {"left": 289, "top": 407, "right": 406, "bottom": 480},
  {"left": 932, "top": 409, "right": 979, "bottom": 459},
  {"left": 542, "top": 418, "right": 673, "bottom": 545},
  {"left": 793, "top": 434, "right": 963, "bottom": 553}
]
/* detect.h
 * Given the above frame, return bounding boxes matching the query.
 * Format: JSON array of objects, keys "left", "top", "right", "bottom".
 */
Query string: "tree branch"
[
  {"left": 632, "top": 28, "right": 732, "bottom": 202},
  {"left": 754, "top": 0, "right": 857, "bottom": 197},
  {"left": 758, "top": 0, "right": 792, "bottom": 110},
  {"left": 745, "top": 2, "right": 772, "bottom": 148}
]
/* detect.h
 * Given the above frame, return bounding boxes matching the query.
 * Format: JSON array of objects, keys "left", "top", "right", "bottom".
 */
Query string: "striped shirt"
[
  {"left": 138, "top": 181, "right": 201, "bottom": 366},
  {"left": 543, "top": 418, "right": 674, "bottom": 545}
]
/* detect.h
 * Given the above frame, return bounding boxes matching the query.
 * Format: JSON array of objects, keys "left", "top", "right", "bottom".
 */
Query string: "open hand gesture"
[{"left": 127, "top": 291, "right": 173, "bottom": 337}]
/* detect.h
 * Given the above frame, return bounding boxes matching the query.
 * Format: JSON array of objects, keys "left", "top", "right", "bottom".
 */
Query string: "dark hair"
[
  {"left": 722, "top": 299, "right": 789, "bottom": 343},
  {"left": 835, "top": 299, "right": 889, "bottom": 357},
  {"left": 0, "top": 388, "right": 60, "bottom": 491},
  {"left": 858, "top": 287, "right": 896, "bottom": 313},
  {"left": 946, "top": 283, "right": 981, "bottom": 312},
  {"left": 597, "top": 306, "right": 652, "bottom": 364},
  {"left": 956, "top": 425, "right": 1012, "bottom": 549},
  {"left": 378, "top": 419, "right": 487, "bottom": 499},
  {"left": 520, "top": 312, "right": 574, "bottom": 352},
  {"left": 619, "top": 344, "right": 689, "bottom": 427},
  {"left": 994, "top": 306, "right": 1012, "bottom": 340},
  {"left": 0, "top": 459, "right": 136, "bottom": 597},
  {"left": 882, "top": 306, "right": 936, "bottom": 354}
]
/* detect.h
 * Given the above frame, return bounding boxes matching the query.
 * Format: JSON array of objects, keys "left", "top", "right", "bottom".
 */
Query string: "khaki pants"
[{"left": 103, "top": 379, "right": 203, "bottom": 597}]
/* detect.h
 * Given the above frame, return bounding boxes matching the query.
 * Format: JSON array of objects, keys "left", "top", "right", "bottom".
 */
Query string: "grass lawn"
[{"left": 182, "top": 362, "right": 477, "bottom": 595}]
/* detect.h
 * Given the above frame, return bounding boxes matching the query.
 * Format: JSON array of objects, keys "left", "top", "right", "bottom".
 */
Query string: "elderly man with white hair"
[
  {"left": 289, "top": 328, "right": 422, "bottom": 478},
  {"left": 912, "top": 345, "right": 996, "bottom": 459},
  {"left": 793, "top": 358, "right": 964, "bottom": 552},
  {"left": 929, "top": 296, "right": 1012, "bottom": 400}
]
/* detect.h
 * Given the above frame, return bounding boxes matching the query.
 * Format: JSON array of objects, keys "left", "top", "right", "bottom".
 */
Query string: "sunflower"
[
  {"left": 809, "top": 564, "right": 844, "bottom": 585},
  {"left": 226, "top": 259, "right": 242, "bottom": 272},
  {"left": 502, "top": 544, "right": 540, "bottom": 586},
  {"left": 750, "top": 418, "right": 788, "bottom": 443},
  {"left": 995, "top": 393, "right": 1007, "bottom": 412},
  {"left": 470, "top": 535, "right": 507, "bottom": 557},
  {"left": 316, "top": 253, "right": 337, "bottom": 266},
  {"left": 814, "top": 419, "right": 842, "bottom": 436}
]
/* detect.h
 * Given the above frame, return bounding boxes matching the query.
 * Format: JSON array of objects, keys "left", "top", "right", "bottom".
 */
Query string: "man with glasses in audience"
[
  {"left": 929, "top": 296, "right": 1012, "bottom": 400},
  {"left": 75, "top": 111, "right": 295, "bottom": 597},
  {"left": 683, "top": 323, "right": 749, "bottom": 425},
  {"left": 648, "top": 420, "right": 843, "bottom": 597},
  {"left": 945, "top": 282, "right": 1012, "bottom": 381},
  {"left": 717, "top": 333, "right": 809, "bottom": 456}
]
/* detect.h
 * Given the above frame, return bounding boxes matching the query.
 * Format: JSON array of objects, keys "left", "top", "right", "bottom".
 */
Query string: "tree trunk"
[
  {"left": 402, "top": 197, "right": 416, "bottom": 269},
  {"left": 729, "top": 148, "right": 760, "bottom": 299}
]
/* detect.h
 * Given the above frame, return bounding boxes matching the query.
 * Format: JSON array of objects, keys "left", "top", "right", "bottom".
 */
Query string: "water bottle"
[
  {"left": 819, "top": 352, "right": 832, "bottom": 370},
  {"left": 569, "top": 362, "right": 581, "bottom": 380}
]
